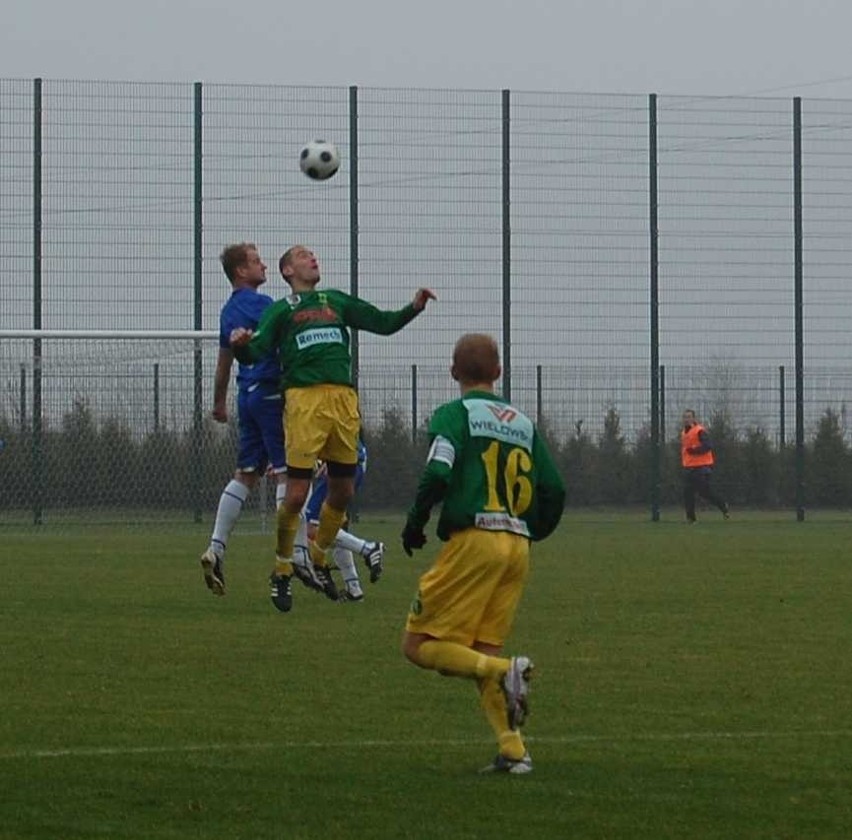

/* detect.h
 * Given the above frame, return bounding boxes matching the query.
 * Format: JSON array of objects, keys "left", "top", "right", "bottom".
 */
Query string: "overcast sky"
[
  {"left": 5, "top": 0, "right": 852, "bottom": 438},
  {"left": 4, "top": 0, "right": 852, "bottom": 98}
]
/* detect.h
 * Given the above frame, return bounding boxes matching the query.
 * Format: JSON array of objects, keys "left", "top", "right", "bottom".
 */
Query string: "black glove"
[{"left": 401, "top": 523, "right": 427, "bottom": 557}]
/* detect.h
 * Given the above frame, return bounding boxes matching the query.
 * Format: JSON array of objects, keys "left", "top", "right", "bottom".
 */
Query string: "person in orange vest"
[{"left": 681, "top": 409, "right": 730, "bottom": 523}]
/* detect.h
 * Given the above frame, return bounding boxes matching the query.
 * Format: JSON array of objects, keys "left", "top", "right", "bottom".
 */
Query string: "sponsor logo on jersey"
[
  {"left": 295, "top": 327, "right": 345, "bottom": 350},
  {"left": 475, "top": 512, "right": 531, "bottom": 537},
  {"left": 487, "top": 404, "right": 518, "bottom": 424},
  {"left": 464, "top": 399, "right": 533, "bottom": 452},
  {"left": 292, "top": 306, "right": 339, "bottom": 325}
]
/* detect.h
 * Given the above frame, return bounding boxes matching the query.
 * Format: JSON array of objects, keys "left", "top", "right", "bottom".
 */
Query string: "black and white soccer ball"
[{"left": 299, "top": 140, "right": 340, "bottom": 181}]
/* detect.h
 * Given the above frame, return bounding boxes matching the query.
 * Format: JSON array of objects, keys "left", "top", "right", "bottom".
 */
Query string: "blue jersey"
[
  {"left": 305, "top": 440, "right": 368, "bottom": 522},
  {"left": 219, "top": 288, "right": 279, "bottom": 391}
]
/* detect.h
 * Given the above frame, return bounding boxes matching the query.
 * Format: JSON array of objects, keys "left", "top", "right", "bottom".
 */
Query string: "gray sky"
[
  {"left": 5, "top": 0, "right": 852, "bottom": 97},
  {"left": 4, "top": 0, "right": 852, "bottom": 440}
]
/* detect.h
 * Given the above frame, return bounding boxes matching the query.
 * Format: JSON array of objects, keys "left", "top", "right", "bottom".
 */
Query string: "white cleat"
[
  {"left": 501, "top": 656, "right": 534, "bottom": 730},
  {"left": 200, "top": 549, "right": 225, "bottom": 596},
  {"left": 479, "top": 752, "right": 533, "bottom": 774}
]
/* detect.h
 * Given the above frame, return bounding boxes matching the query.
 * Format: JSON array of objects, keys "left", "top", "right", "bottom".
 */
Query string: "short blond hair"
[{"left": 220, "top": 242, "right": 257, "bottom": 283}]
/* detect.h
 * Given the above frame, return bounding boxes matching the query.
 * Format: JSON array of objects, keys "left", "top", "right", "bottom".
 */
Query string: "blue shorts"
[
  {"left": 305, "top": 464, "right": 365, "bottom": 522},
  {"left": 236, "top": 385, "right": 285, "bottom": 474}
]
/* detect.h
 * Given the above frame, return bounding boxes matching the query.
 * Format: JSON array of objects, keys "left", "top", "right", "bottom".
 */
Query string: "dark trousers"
[{"left": 683, "top": 468, "right": 728, "bottom": 521}]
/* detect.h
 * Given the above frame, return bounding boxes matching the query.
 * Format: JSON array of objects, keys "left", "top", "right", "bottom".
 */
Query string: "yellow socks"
[
  {"left": 416, "top": 640, "right": 511, "bottom": 680},
  {"left": 479, "top": 677, "right": 526, "bottom": 761},
  {"left": 310, "top": 501, "right": 347, "bottom": 567},
  {"left": 275, "top": 506, "right": 302, "bottom": 564},
  {"left": 413, "top": 640, "right": 526, "bottom": 762},
  {"left": 274, "top": 556, "right": 293, "bottom": 576}
]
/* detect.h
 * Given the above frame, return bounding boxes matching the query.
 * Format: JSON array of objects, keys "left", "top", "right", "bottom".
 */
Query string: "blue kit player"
[
  {"left": 295, "top": 438, "right": 385, "bottom": 602},
  {"left": 200, "top": 242, "right": 286, "bottom": 596}
]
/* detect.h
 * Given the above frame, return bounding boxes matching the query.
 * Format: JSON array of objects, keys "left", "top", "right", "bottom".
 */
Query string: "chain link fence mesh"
[{"left": 3, "top": 82, "right": 852, "bottom": 524}]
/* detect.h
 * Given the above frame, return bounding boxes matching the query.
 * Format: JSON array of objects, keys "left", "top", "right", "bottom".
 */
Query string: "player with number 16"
[{"left": 400, "top": 333, "right": 565, "bottom": 774}]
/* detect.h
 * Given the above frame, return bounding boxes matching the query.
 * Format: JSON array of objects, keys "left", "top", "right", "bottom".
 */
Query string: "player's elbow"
[{"left": 401, "top": 634, "right": 421, "bottom": 666}]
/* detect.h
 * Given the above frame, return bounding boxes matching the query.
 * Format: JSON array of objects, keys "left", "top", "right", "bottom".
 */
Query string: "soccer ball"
[{"left": 299, "top": 140, "right": 340, "bottom": 181}]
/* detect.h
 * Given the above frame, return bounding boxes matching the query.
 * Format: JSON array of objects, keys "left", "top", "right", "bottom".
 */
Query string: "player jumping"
[{"left": 231, "top": 245, "right": 435, "bottom": 612}]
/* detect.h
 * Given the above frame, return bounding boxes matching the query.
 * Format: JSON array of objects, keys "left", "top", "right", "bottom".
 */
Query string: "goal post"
[{"left": 0, "top": 329, "right": 278, "bottom": 529}]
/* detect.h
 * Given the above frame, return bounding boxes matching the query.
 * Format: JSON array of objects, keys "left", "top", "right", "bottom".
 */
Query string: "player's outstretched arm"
[
  {"left": 342, "top": 288, "right": 436, "bottom": 336},
  {"left": 412, "top": 288, "right": 437, "bottom": 311}
]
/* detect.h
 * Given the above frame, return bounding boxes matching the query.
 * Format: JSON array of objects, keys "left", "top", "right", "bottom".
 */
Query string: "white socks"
[
  {"left": 334, "top": 529, "right": 367, "bottom": 555},
  {"left": 333, "top": 547, "right": 360, "bottom": 586},
  {"left": 210, "top": 479, "right": 250, "bottom": 556},
  {"left": 275, "top": 481, "right": 287, "bottom": 508}
]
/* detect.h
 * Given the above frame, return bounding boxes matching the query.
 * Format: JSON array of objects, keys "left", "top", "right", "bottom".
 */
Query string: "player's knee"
[
  {"left": 327, "top": 484, "right": 354, "bottom": 510},
  {"left": 285, "top": 486, "right": 309, "bottom": 510},
  {"left": 234, "top": 470, "right": 259, "bottom": 489}
]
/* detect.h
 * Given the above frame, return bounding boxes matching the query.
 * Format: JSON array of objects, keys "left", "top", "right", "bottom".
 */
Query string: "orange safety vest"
[{"left": 681, "top": 423, "right": 715, "bottom": 468}]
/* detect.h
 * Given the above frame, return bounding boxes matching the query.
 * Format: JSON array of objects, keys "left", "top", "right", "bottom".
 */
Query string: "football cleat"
[
  {"left": 291, "top": 559, "right": 323, "bottom": 593},
  {"left": 200, "top": 549, "right": 225, "bottom": 596},
  {"left": 269, "top": 572, "right": 293, "bottom": 613},
  {"left": 502, "top": 656, "right": 534, "bottom": 730},
  {"left": 479, "top": 752, "right": 533, "bottom": 775},
  {"left": 338, "top": 579, "right": 364, "bottom": 603},
  {"left": 312, "top": 564, "right": 339, "bottom": 602},
  {"left": 362, "top": 541, "right": 385, "bottom": 583}
]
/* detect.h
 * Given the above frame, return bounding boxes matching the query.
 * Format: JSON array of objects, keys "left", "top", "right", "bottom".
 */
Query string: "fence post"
[
  {"left": 536, "top": 365, "right": 543, "bottom": 427},
  {"left": 153, "top": 363, "right": 160, "bottom": 433},
  {"left": 19, "top": 363, "right": 27, "bottom": 435},
  {"left": 411, "top": 364, "right": 418, "bottom": 444},
  {"left": 349, "top": 85, "right": 360, "bottom": 390},
  {"left": 793, "top": 97, "right": 805, "bottom": 522},
  {"left": 648, "top": 93, "right": 661, "bottom": 522},
  {"left": 32, "top": 77, "right": 43, "bottom": 526},
  {"left": 779, "top": 365, "right": 786, "bottom": 450},
  {"left": 501, "top": 88, "right": 511, "bottom": 401},
  {"left": 659, "top": 364, "right": 666, "bottom": 446},
  {"left": 192, "top": 81, "right": 204, "bottom": 524}
]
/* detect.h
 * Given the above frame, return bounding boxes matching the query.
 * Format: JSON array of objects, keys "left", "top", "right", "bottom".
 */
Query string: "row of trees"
[
  {"left": 361, "top": 406, "right": 849, "bottom": 510},
  {"left": 1, "top": 400, "right": 851, "bottom": 517}
]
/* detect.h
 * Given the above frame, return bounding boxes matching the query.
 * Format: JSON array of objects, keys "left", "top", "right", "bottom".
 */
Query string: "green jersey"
[
  {"left": 232, "top": 288, "right": 419, "bottom": 390},
  {"left": 407, "top": 390, "right": 566, "bottom": 542}
]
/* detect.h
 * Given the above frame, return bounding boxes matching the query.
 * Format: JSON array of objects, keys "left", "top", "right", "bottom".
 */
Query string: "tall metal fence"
[{"left": 2, "top": 79, "right": 852, "bottom": 523}]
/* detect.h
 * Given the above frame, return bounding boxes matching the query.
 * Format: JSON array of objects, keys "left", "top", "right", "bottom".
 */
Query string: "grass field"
[{"left": 2, "top": 512, "right": 852, "bottom": 839}]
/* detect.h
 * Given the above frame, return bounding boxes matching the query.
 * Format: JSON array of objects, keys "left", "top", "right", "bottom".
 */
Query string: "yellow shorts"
[
  {"left": 406, "top": 528, "right": 530, "bottom": 648},
  {"left": 284, "top": 384, "right": 360, "bottom": 470}
]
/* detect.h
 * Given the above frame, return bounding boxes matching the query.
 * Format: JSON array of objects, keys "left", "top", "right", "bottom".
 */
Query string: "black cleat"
[
  {"left": 338, "top": 579, "right": 365, "bottom": 602},
  {"left": 362, "top": 541, "right": 385, "bottom": 583},
  {"left": 312, "top": 564, "right": 339, "bottom": 602},
  {"left": 292, "top": 561, "right": 323, "bottom": 593},
  {"left": 269, "top": 572, "right": 293, "bottom": 613}
]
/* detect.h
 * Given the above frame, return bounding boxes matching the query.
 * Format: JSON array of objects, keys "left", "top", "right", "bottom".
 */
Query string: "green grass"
[{"left": 2, "top": 513, "right": 852, "bottom": 839}]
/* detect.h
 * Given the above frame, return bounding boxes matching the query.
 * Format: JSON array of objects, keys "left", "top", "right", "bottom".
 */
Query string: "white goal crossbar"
[{"left": 0, "top": 330, "right": 218, "bottom": 340}]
